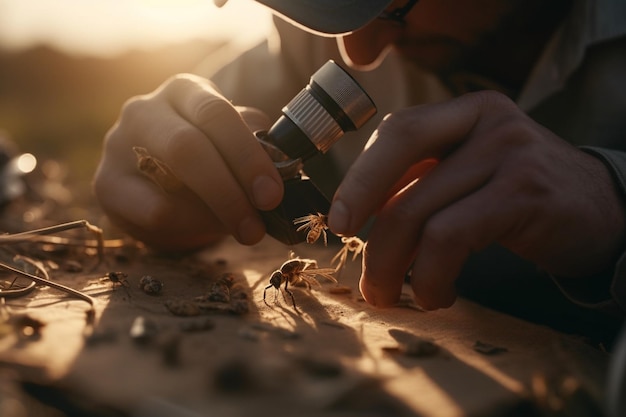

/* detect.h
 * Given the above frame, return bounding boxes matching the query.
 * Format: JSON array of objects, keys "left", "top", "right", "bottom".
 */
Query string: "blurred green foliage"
[{"left": 0, "top": 41, "right": 222, "bottom": 185}]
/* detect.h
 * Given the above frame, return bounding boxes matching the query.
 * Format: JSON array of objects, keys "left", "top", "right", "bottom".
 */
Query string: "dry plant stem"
[
  {"left": 0, "top": 260, "right": 95, "bottom": 310},
  {"left": 21, "top": 236, "right": 125, "bottom": 249},
  {"left": 0, "top": 220, "right": 105, "bottom": 263},
  {"left": 0, "top": 255, "right": 47, "bottom": 298},
  {"left": 0, "top": 277, "right": 36, "bottom": 298}
]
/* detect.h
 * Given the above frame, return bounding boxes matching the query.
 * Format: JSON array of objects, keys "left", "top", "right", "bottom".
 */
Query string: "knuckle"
[
  {"left": 163, "top": 125, "right": 203, "bottom": 162},
  {"left": 236, "top": 106, "right": 271, "bottom": 131},
  {"left": 490, "top": 113, "right": 538, "bottom": 148},
  {"left": 161, "top": 73, "right": 203, "bottom": 93},
  {"left": 193, "top": 95, "right": 236, "bottom": 125},
  {"left": 464, "top": 90, "right": 516, "bottom": 113},
  {"left": 104, "top": 95, "right": 155, "bottom": 150},
  {"left": 119, "top": 94, "right": 151, "bottom": 117},
  {"left": 106, "top": 95, "right": 151, "bottom": 140},
  {"left": 420, "top": 216, "right": 460, "bottom": 252},
  {"left": 376, "top": 110, "right": 417, "bottom": 144}
]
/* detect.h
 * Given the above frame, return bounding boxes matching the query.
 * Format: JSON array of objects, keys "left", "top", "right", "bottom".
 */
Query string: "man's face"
[{"left": 339, "top": 0, "right": 522, "bottom": 72}]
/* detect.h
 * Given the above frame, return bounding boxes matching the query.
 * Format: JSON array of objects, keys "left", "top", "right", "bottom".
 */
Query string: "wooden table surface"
[{"left": 0, "top": 234, "right": 609, "bottom": 417}]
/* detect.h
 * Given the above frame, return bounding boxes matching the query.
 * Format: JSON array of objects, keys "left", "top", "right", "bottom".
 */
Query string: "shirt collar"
[{"left": 517, "top": 0, "right": 626, "bottom": 111}]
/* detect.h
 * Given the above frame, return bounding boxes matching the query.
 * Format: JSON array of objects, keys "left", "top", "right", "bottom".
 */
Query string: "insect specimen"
[
  {"left": 106, "top": 271, "right": 129, "bottom": 287},
  {"left": 263, "top": 256, "right": 337, "bottom": 310},
  {"left": 331, "top": 236, "right": 365, "bottom": 273},
  {"left": 293, "top": 213, "right": 329, "bottom": 245},
  {"left": 133, "top": 146, "right": 183, "bottom": 193}
]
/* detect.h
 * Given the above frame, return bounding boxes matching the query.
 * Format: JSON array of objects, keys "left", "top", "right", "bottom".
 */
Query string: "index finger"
[
  {"left": 328, "top": 91, "right": 516, "bottom": 236},
  {"left": 164, "top": 74, "right": 284, "bottom": 210}
]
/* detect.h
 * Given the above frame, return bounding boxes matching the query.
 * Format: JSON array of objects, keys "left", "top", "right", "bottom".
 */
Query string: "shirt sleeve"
[{"left": 550, "top": 146, "right": 626, "bottom": 317}]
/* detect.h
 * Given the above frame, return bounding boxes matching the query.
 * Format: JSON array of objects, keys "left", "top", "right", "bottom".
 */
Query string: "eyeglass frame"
[{"left": 377, "top": 0, "right": 420, "bottom": 25}]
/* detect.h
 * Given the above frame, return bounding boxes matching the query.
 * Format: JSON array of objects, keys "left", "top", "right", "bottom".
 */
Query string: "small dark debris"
[
  {"left": 165, "top": 299, "right": 201, "bottom": 317},
  {"left": 403, "top": 339, "right": 439, "bottom": 357},
  {"left": 214, "top": 258, "right": 228, "bottom": 267},
  {"left": 249, "top": 323, "right": 300, "bottom": 340},
  {"left": 179, "top": 318, "right": 215, "bottom": 332},
  {"left": 11, "top": 314, "right": 45, "bottom": 340},
  {"left": 129, "top": 316, "right": 159, "bottom": 345},
  {"left": 196, "top": 299, "right": 249, "bottom": 315},
  {"left": 160, "top": 333, "right": 181, "bottom": 367},
  {"left": 296, "top": 356, "right": 343, "bottom": 379},
  {"left": 85, "top": 308, "right": 96, "bottom": 327},
  {"left": 63, "top": 260, "right": 83, "bottom": 273},
  {"left": 216, "top": 272, "right": 236, "bottom": 286},
  {"left": 85, "top": 328, "right": 118, "bottom": 347},
  {"left": 165, "top": 273, "right": 249, "bottom": 317},
  {"left": 213, "top": 359, "right": 255, "bottom": 394},
  {"left": 229, "top": 283, "right": 248, "bottom": 300},
  {"left": 383, "top": 339, "right": 440, "bottom": 358},
  {"left": 229, "top": 299, "right": 249, "bottom": 315},
  {"left": 114, "top": 253, "right": 131, "bottom": 264},
  {"left": 238, "top": 327, "right": 262, "bottom": 341},
  {"left": 206, "top": 281, "right": 230, "bottom": 303},
  {"left": 385, "top": 329, "right": 440, "bottom": 358},
  {"left": 138, "top": 275, "right": 163, "bottom": 296},
  {"left": 473, "top": 340, "right": 508, "bottom": 355},
  {"left": 321, "top": 320, "right": 347, "bottom": 330}
]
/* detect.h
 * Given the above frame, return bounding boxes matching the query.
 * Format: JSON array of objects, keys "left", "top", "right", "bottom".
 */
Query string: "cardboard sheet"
[{"left": 0, "top": 235, "right": 608, "bottom": 416}]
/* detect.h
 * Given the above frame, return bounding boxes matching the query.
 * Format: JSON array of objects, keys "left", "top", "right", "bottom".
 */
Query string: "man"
[{"left": 94, "top": 0, "right": 626, "bottom": 345}]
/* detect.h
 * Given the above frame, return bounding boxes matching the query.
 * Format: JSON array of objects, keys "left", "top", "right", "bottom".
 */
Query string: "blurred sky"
[{"left": 0, "top": 0, "right": 272, "bottom": 57}]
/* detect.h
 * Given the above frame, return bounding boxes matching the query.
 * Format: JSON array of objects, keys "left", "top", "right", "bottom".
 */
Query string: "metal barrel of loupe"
[{"left": 256, "top": 60, "right": 377, "bottom": 245}]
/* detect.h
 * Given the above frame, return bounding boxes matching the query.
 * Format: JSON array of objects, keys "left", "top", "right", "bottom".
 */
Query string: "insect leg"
[
  {"left": 283, "top": 279, "right": 297, "bottom": 310},
  {"left": 263, "top": 284, "right": 275, "bottom": 306}
]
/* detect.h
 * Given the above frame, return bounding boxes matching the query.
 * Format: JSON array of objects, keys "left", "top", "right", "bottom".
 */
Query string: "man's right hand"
[{"left": 93, "top": 73, "right": 284, "bottom": 251}]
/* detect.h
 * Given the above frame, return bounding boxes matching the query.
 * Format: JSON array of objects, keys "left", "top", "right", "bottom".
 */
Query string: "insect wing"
[{"left": 302, "top": 267, "right": 337, "bottom": 284}]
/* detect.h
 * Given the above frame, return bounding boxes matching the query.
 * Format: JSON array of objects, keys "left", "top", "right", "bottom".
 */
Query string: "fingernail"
[
  {"left": 252, "top": 175, "right": 281, "bottom": 209},
  {"left": 328, "top": 200, "right": 351, "bottom": 235},
  {"left": 237, "top": 216, "right": 264, "bottom": 245}
]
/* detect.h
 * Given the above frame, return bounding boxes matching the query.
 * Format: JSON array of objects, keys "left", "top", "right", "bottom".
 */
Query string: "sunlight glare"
[
  {"left": 0, "top": 0, "right": 272, "bottom": 57},
  {"left": 16, "top": 153, "right": 37, "bottom": 174}
]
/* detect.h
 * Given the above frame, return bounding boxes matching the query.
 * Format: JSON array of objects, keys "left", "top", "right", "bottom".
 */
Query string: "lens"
[{"left": 266, "top": 60, "right": 377, "bottom": 161}]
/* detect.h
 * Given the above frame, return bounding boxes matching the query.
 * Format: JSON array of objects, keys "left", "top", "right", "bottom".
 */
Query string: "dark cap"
[{"left": 216, "top": 0, "right": 393, "bottom": 35}]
